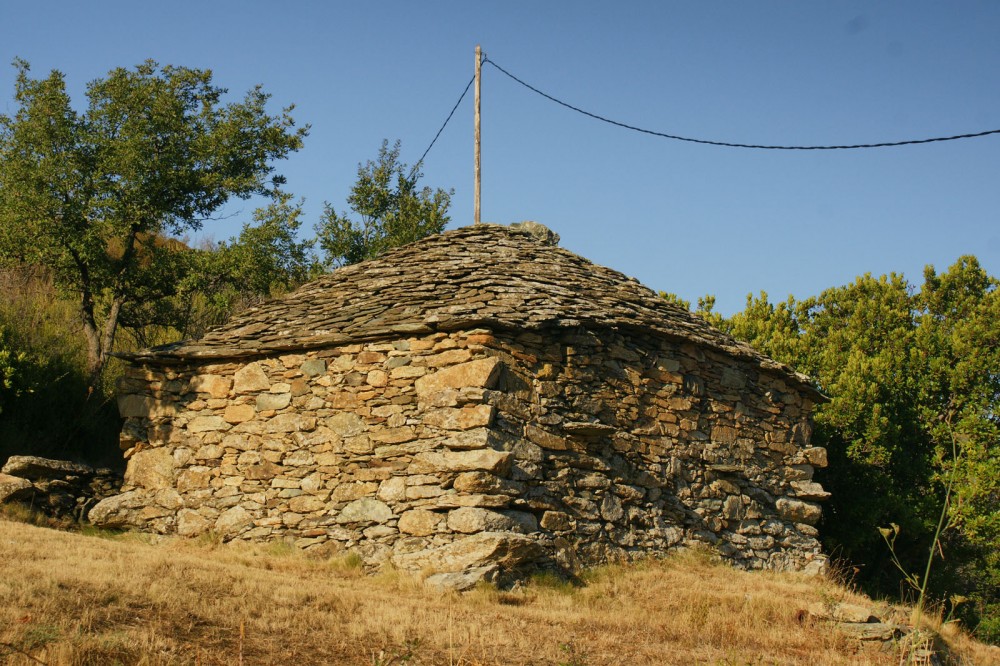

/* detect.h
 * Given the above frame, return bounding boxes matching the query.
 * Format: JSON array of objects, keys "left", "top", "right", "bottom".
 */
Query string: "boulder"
[
  {"left": 1, "top": 456, "right": 94, "bottom": 480},
  {"left": 0, "top": 473, "right": 34, "bottom": 503},
  {"left": 392, "top": 531, "right": 544, "bottom": 574}
]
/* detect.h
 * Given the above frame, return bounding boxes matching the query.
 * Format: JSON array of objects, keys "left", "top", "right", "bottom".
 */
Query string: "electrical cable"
[
  {"left": 483, "top": 56, "right": 1000, "bottom": 150},
  {"left": 415, "top": 74, "right": 476, "bottom": 168}
]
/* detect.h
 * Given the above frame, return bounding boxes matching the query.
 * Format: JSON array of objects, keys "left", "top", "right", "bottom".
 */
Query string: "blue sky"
[{"left": 2, "top": 1, "right": 998, "bottom": 314}]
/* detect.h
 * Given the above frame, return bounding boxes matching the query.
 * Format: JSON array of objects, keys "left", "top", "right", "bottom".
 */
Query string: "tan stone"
[
  {"left": 177, "top": 467, "right": 213, "bottom": 492},
  {"left": 803, "top": 447, "right": 828, "bottom": 468},
  {"left": 117, "top": 394, "right": 177, "bottom": 419},
  {"left": 224, "top": 404, "right": 256, "bottom": 424},
  {"left": 257, "top": 392, "right": 291, "bottom": 411},
  {"left": 392, "top": 532, "right": 543, "bottom": 574},
  {"left": 266, "top": 413, "right": 317, "bottom": 433},
  {"left": 398, "top": 509, "right": 441, "bottom": 536},
  {"left": 188, "top": 415, "right": 231, "bottom": 433},
  {"left": 337, "top": 497, "right": 393, "bottom": 524},
  {"left": 331, "top": 482, "right": 379, "bottom": 502},
  {"left": 409, "top": 450, "right": 512, "bottom": 475},
  {"left": 423, "top": 405, "right": 494, "bottom": 431},
  {"left": 540, "top": 511, "right": 573, "bottom": 531},
  {"left": 525, "top": 424, "right": 570, "bottom": 450},
  {"left": 447, "top": 507, "right": 527, "bottom": 534},
  {"left": 124, "top": 448, "right": 175, "bottom": 490},
  {"left": 188, "top": 374, "right": 232, "bottom": 399},
  {"left": 177, "top": 509, "right": 211, "bottom": 536},
  {"left": 366, "top": 370, "right": 389, "bottom": 387},
  {"left": 425, "top": 348, "right": 473, "bottom": 367},
  {"left": 327, "top": 412, "right": 366, "bottom": 437},
  {"left": 415, "top": 357, "right": 501, "bottom": 399},
  {"left": 234, "top": 363, "right": 271, "bottom": 393},
  {"left": 288, "top": 495, "right": 326, "bottom": 513},
  {"left": 0, "top": 473, "right": 33, "bottom": 502},
  {"left": 776, "top": 498, "right": 822, "bottom": 525},
  {"left": 377, "top": 476, "right": 407, "bottom": 502},
  {"left": 369, "top": 426, "right": 417, "bottom": 444},
  {"left": 215, "top": 505, "right": 254, "bottom": 536}
]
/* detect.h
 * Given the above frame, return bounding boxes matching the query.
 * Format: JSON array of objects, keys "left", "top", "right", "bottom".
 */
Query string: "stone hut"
[{"left": 92, "top": 222, "right": 829, "bottom": 585}]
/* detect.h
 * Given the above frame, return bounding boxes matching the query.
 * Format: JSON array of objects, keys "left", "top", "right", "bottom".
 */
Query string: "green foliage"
[
  {"left": 174, "top": 191, "right": 319, "bottom": 338},
  {"left": 718, "top": 257, "right": 1000, "bottom": 640},
  {"left": 0, "top": 266, "right": 121, "bottom": 464},
  {"left": 0, "top": 58, "right": 307, "bottom": 385},
  {"left": 316, "top": 139, "right": 451, "bottom": 267}
]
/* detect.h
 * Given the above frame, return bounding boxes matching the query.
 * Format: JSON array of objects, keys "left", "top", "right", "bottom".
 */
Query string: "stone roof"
[{"left": 127, "top": 223, "right": 820, "bottom": 396}]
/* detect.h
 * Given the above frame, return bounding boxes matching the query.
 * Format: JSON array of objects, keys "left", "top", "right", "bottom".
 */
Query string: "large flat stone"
[
  {"left": 415, "top": 357, "right": 501, "bottom": 399},
  {"left": 392, "top": 532, "right": 543, "bottom": 574},
  {"left": 1, "top": 456, "right": 94, "bottom": 480},
  {"left": 409, "top": 449, "right": 512, "bottom": 475},
  {"left": 124, "top": 448, "right": 175, "bottom": 490}
]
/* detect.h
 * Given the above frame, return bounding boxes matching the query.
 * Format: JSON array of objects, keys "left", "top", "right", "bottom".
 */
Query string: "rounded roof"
[{"left": 129, "top": 223, "right": 819, "bottom": 396}]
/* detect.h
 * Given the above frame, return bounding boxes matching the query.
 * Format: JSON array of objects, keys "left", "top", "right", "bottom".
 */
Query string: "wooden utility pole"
[{"left": 474, "top": 45, "right": 482, "bottom": 224}]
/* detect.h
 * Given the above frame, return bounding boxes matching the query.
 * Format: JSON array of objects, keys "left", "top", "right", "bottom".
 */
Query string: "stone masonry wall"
[{"left": 92, "top": 325, "right": 828, "bottom": 583}]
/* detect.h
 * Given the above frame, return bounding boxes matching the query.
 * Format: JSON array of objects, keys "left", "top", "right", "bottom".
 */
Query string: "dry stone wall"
[{"left": 93, "top": 324, "right": 828, "bottom": 584}]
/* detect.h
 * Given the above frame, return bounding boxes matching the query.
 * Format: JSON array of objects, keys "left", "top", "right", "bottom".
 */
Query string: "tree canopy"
[
  {"left": 679, "top": 257, "right": 1000, "bottom": 640},
  {"left": 316, "top": 139, "right": 451, "bottom": 268},
  {"left": 0, "top": 59, "right": 308, "bottom": 385}
]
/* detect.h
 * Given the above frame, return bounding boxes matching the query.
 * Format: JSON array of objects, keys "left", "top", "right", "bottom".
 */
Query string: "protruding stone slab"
[
  {"left": 415, "top": 357, "right": 501, "bottom": 398},
  {"left": 409, "top": 450, "right": 512, "bottom": 475},
  {"left": 392, "top": 532, "right": 544, "bottom": 574},
  {"left": 1, "top": 456, "right": 94, "bottom": 480},
  {"left": 776, "top": 498, "right": 822, "bottom": 525},
  {"left": 0, "top": 473, "right": 33, "bottom": 502},
  {"left": 337, "top": 497, "right": 393, "bottom": 524}
]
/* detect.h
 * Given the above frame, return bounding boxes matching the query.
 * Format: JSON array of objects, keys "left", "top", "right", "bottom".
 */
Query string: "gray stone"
[
  {"left": 425, "top": 565, "right": 500, "bottom": 591},
  {"left": 300, "top": 359, "right": 327, "bottom": 377},
  {"left": 1, "top": 456, "right": 94, "bottom": 480},
  {"left": 256, "top": 392, "right": 292, "bottom": 411},
  {"left": 233, "top": 363, "right": 271, "bottom": 393},
  {"left": 124, "top": 448, "right": 175, "bottom": 490},
  {"left": 392, "top": 532, "right": 544, "bottom": 574},
  {"left": 0, "top": 473, "right": 34, "bottom": 502},
  {"left": 337, "top": 497, "right": 393, "bottom": 524},
  {"left": 215, "top": 505, "right": 254, "bottom": 536}
]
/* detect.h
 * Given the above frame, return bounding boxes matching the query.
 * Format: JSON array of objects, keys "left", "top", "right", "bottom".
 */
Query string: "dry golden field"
[{"left": 0, "top": 515, "right": 994, "bottom": 665}]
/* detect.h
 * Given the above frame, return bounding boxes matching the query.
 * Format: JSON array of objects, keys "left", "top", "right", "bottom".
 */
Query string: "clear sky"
[{"left": 2, "top": 1, "right": 998, "bottom": 315}]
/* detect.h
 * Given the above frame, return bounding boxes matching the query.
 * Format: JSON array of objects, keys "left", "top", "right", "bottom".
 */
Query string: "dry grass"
[{"left": 0, "top": 518, "right": 995, "bottom": 665}]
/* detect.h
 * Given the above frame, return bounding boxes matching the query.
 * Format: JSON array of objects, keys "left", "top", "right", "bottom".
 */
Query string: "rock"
[
  {"left": 188, "top": 374, "right": 232, "bottom": 399},
  {"left": 409, "top": 450, "right": 512, "bottom": 475},
  {"left": 776, "top": 498, "right": 822, "bottom": 525},
  {"left": 392, "top": 532, "right": 544, "bottom": 574},
  {"left": 540, "top": 510, "right": 573, "bottom": 531},
  {"left": 233, "top": 363, "right": 271, "bottom": 393},
  {"left": 124, "top": 448, "right": 175, "bottom": 490},
  {"left": 790, "top": 480, "right": 831, "bottom": 501},
  {"left": 327, "top": 412, "right": 366, "bottom": 437},
  {"left": 177, "top": 508, "right": 211, "bottom": 536},
  {"left": 415, "top": 357, "right": 501, "bottom": 398},
  {"left": 1, "top": 456, "right": 94, "bottom": 480},
  {"left": 0, "top": 473, "right": 34, "bottom": 502},
  {"left": 425, "top": 565, "right": 500, "bottom": 591},
  {"left": 447, "top": 507, "right": 530, "bottom": 534},
  {"left": 337, "top": 498, "right": 393, "bottom": 524},
  {"left": 256, "top": 392, "right": 291, "bottom": 411},
  {"left": 398, "top": 509, "right": 442, "bottom": 536},
  {"left": 803, "top": 447, "right": 828, "bottom": 468},
  {"left": 224, "top": 404, "right": 256, "bottom": 423},
  {"left": 215, "top": 505, "right": 253, "bottom": 536},
  {"left": 188, "top": 415, "right": 231, "bottom": 432},
  {"left": 89, "top": 490, "right": 147, "bottom": 527},
  {"left": 300, "top": 359, "right": 327, "bottom": 377},
  {"left": 508, "top": 220, "right": 559, "bottom": 245},
  {"left": 423, "top": 405, "right": 495, "bottom": 431},
  {"left": 807, "top": 602, "right": 879, "bottom": 624}
]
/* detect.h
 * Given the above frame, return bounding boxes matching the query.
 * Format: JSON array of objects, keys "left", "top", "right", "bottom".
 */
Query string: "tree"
[
  {"left": 316, "top": 139, "right": 451, "bottom": 268},
  {"left": 174, "top": 191, "right": 319, "bottom": 339},
  {"left": 0, "top": 59, "right": 308, "bottom": 386},
  {"left": 719, "top": 260, "right": 1000, "bottom": 640}
]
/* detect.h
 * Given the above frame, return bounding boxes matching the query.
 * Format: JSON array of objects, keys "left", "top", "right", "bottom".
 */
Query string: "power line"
[
  {"left": 484, "top": 56, "right": 1000, "bottom": 151},
  {"left": 415, "top": 74, "right": 476, "bottom": 169}
]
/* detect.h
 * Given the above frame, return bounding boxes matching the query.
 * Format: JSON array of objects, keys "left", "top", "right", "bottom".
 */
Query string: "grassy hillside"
[{"left": 0, "top": 517, "right": 994, "bottom": 665}]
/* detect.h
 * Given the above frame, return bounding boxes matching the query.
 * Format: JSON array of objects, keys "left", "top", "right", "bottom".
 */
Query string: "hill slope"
[{"left": 0, "top": 518, "right": 993, "bottom": 665}]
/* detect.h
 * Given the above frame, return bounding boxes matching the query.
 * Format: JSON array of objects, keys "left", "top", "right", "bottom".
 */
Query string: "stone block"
[
  {"left": 188, "top": 415, "right": 231, "bottom": 433},
  {"left": 234, "top": 363, "right": 271, "bottom": 393},
  {"left": 124, "top": 448, "right": 175, "bottom": 490},
  {"left": 409, "top": 450, "right": 512, "bottom": 475},
  {"left": 223, "top": 404, "right": 256, "bottom": 424},
  {"left": 256, "top": 392, "right": 291, "bottom": 412},
  {"left": 188, "top": 374, "right": 232, "bottom": 399},
  {"left": 300, "top": 359, "right": 327, "bottom": 377},
  {"left": 415, "top": 357, "right": 501, "bottom": 398},
  {"left": 392, "top": 532, "right": 543, "bottom": 574},
  {"left": 776, "top": 498, "right": 822, "bottom": 525},
  {"left": 215, "top": 505, "right": 254, "bottom": 536},
  {"left": 423, "top": 405, "right": 495, "bottom": 431},
  {"left": 337, "top": 497, "right": 393, "bottom": 524},
  {"left": 398, "top": 509, "right": 442, "bottom": 536},
  {"left": 0, "top": 473, "right": 33, "bottom": 502}
]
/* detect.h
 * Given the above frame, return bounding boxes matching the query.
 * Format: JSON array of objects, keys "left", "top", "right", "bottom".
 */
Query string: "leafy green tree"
[
  {"left": 175, "top": 191, "right": 318, "bottom": 339},
  {"left": 0, "top": 59, "right": 308, "bottom": 386},
  {"left": 719, "top": 260, "right": 1000, "bottom": 639},
  {"left": 316, "top": 139, "right": 451, "bottom": 267}
]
